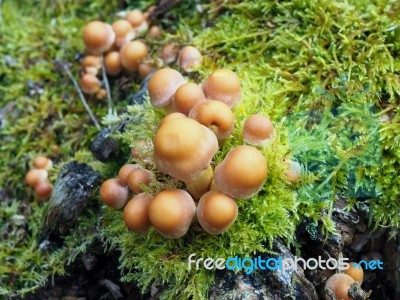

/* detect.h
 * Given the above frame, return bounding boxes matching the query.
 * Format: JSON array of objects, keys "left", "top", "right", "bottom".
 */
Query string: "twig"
[
  {"left": 101, "top": 55, "right": 113, "bottom": 115},
  {"left": 59, "top": 62, "right": 101, "bottom": 130}
]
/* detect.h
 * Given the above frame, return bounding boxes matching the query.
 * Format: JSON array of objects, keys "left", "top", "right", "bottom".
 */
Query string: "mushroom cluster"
[
  {"left": 25, "top": 156, "right": 53, "bottom": 199},
  {"left": 78, "top": 5, "right": 203, "bottom": 100},
  {"left": 99, "top": 67, "right": 297, "bottom": 239}
]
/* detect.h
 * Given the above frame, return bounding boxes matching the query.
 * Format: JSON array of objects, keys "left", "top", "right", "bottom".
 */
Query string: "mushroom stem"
[
  {"left": 185, "top": 166, "right": 213, "bottom": 200},
  {"left": 61, "top": 63, "right": 101, "bottom": 130},
  {"left": 101, "top": 55, "right": 113, "bottom": 115}
]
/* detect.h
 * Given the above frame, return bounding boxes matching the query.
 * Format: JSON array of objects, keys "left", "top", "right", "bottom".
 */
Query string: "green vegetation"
[{"left": 0, "top": 0, "right": 399, "bottom": 299}]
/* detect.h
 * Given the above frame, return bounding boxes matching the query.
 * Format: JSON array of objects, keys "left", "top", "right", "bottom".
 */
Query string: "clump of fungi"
[
  {"left": 25, "top": 156, "right": 53, "bottom": 199},
  {"left": 78, "top": 6, "right": 203, "bottom": 102},
  {"left": 99, "top": 66, "right": 301, "bottom": 239}
]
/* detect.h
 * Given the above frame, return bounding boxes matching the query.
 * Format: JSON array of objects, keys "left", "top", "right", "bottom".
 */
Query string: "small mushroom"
[
  {"left": 148, "top": 189, "right": 196, "bottom": 239},
  {"left": 213, "top": 145, "right": 268, "bottom": 199},
  {"left": 203, "top": 69, "right": 241, "bottom": 108},
  {"left": 79, "top": 73, "right": 101, "bottom": 94},
  {"left": 148, "top": 68, "right": 185, "bottom": 109},
  {"left": 35, "top": 182, "right": 53, "bottom": 199},
  {"left": 125, "top": 9, "right": 148, "bottom": 33},
  {"left": 25, "top": 169, "right": 48, "bottom": 187},
  {"left": 172, "top": 82, "right": 206, "bottom": 115},
  {"left": 123, "top": 193, "right": 153, "bottom": 234},
  {"left": 104, "top": 51, "right": 122, "bottom": 76},
  {"left": 243, "top": 114, "right": 275, "bottom": 146},
  {"left": 178, "top": 46, "right": 202, "bottom": 73},
  {"left": 112, "top": 19, "right": 135, "bottom": 48},
  {"left": 343, "top": 263, "right": 364, "bottom": 284},
  {"left": 118, "top": 164, "right": 141, "bottom": 186},
  {"left": 33, "top": 156, "right": 53, "bottom": 170},
  {"left": 284, "top": 159, "right": 301, "bottom": 183},
  {"left": 189, "top": 100, "right": 234, "bottom": 139},
  {"left": 83, "top": 21, "right": 115, "bottom": 55},
  {"left": 159, "top": 112, "right": 187, "bottom": 126},
  {"left": 325, "top": 273, "right": 354, "bottom": 300},
  {"left": 80, "top": 55, "right": 101, "bottom": 75},
  {"left": 96, "top": 89, "right": 107, "bottom": 100},
  {"left": 99, "top": 178, "right": 129, "bottom": 209},
  {"left": 197, "top": 191, "right": 238, "bottom": 235},
  {"left": 148, "top": 25, "right": 161, "bottom": 39},
  {"left": 138, "top": 63, "right": 154, "bottom": 79},
  {"left": 159, "top": 43, "right": 178, "bottom": 65},
  {"left": 120, "top": 40, "right": 148, "bottom": 71},
  {"left": 127, "top": 168, "right": 155, "bottom": 193}
]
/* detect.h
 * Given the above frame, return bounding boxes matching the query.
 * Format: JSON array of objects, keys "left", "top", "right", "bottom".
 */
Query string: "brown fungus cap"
[
  {"left": 138, "top": 63, "right": 154, "bottom": 79},
  {"left": 344, "top": 263, "right": 364, "bottom": 284},
  {"left": 153, "top": 117, "right": 218, "bottom": 182},
  {"left": 189, "top": 100, "right": 234, "bottom": 139},
  {"left": 25, "top": 169, "right": 48, "bottom": 187},
  {"left": 112, "top": 19, "right": 135, "bottom": 48},
  {"left": 243, "top": 114, "right": 275, "bottom": 146},
  {"left": 123, "top": 193, "right": 153, "bottom": 234},
  {"left": 213, "top": 145, "right": 268, "bottom": 199},
  {"left": 148, "top": 189, "right": 195, "bottom": 239},
  {"left": 172, "top": 82, "right": 206, "bottom": 115},
  {"left": 80, "top": 55, "right": 101, "bottom": 75},
  {"left": 159, "top": 43, "right": 178, "bottom": 65},
  {"left": 79, "top": 73, "right": 101, "bottom": 94},
  {"left": 125, "top": 9, "right": 145, "bottom": 28},
  {"left": 34, "top": 156, "right": 52, "bottom": 170},
  {"left": 178, "top": 46, "right": 202, "bottom": 73},
  {"left": 148, "top": 25, "right": 161, "bottom": 39},
  {"left": 148, "top": 68, "right": 185, "bottom": 109},
  {"left": 118, "top": 164, "right": 141, "bottom": 186},
  {"left": 127, "top": 168, "right": 155, "bottom": 193},
  {"left": 104, "top": 51, "right": 122, "bottom": 76},
  {"left": 197, "top": 191, "right": 238, "bottom": 235},
  {"left": 203, "top": 69, "right": 241, "bottom": 108},
  {"left": 159, "top": 112, "right": 187, "bottom": 127},
  {"left": 99, "top": 178, "right": 129, "bottom": 209},
  {"left": 120, "top": 40, "right": 148, "bottom": 71},
  {"left": 83, "top": 21, "right": 115, "bottom": 55},
  {"left": 325, "top": 273, "right": 354, "bottom": 300},
  {"left": 35, "top": 182, "right": 53, "bottom": 199}
]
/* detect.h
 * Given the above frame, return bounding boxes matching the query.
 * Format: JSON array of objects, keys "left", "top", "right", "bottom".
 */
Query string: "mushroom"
[
  {"left": 178, "top": 46, "right": 202, "bottom": 73},
  {"left": 120, "top": 40, "right": 148, "bottom": 71},
  {"left": 153, "top": 117, "right": 218, "bottom": 199},
  {"left": 172, "top": 82, "right": 206, "bottom": 115},
  {"left": 148, "top": 25, "right": 161, "bottom": 39},
  {"left": 33, "top": 156, "right": 53, "bottom": 170},
  {"left": 131, "top": 140, "right": 153, "bottom": 164},
  {"left": 127, "top": 168, "right": 155, "bottom": 193},
  {"left": 83, "top": 21, "right": 115, "bottom": 55},
  {"left": 96, "top": 89, "right": 107, "bottom": 100},
  {"left": 25, "top": 169, "right": 48, "bottom": 187},
  {"left": 80, "top": 55, "right": 101, "bottom": 75},
  {"left": 159, "top": 112, "right": 187, "bottom": 126},
  {"left": 159, "top": 43, "right": 178, "bottom": 65},
  {"left": 284, "top": 159, "right": 301, "bottom": 183},
  {"left": 148, "top": 68, "right": 185, "bottom": 109},
  {"left": 99, "top": 178, "right": 129, "bottom": 209},
  {"left": 197, "top": 191, "right": 238, "bottom": 235},
  {"left": 243, "top": 114, "right": 275, "bottom": 146},
  {"left": 148, "top": 189, "right": 196, "bottom": 239},
  {"left": 325, "top": 273, "right": 354, "bottom": 300},
  {"left": 188, "top": 100, "right": 234, "bottom": 139},
  {"left": 138, "top": 63, "right": 154, "bottom": 79},
  {"left": 112, "top": 19, "right": 135, "bottom": 48},
  {"left": 104, "top": 51, "right": 122, "bottom": 76},
  {"left": 123, "top": 193, "right": 153, "bottom": 234},
  {"left": 344, "top": 263, "right": 364, "bottom": 284},
  {"left": 202, "top": 69, "right": 241, "bottom": 108},
  {"left": 35, "top": 182, "right": 53, "bottom": 199},
  {"left": 213, "top": 145, "right": 268, "bottom": 199},
  {"left": 79, "top": 73, "right": 101, "bottom": 94},
  {"left": 125, "top": 9, "right": 148, "bottom": 33},
  {"left": 118, "top": 164, "right": 141, "bottom": 186}
]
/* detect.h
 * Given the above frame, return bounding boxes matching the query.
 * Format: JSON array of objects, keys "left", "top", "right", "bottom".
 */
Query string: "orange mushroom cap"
[
  {"left": 138, "top": 63, "right": 154, "bottom": 79},
  {"left": 35, "top": 182, "right": 53, "bottom": 199},
  {"left": 344, "top": 262, "right": 364, "bottom": 284},
  {"left": 83, "top": 21, "right": 115, "bottom": 55},
  {"left": 123, "top": 193, "right": 153, "bottom": 234},
  {"left": 79, "top": 73, "right": 101, "bottom": 94},
  {"left": 34, "top": 156, "right": 53, "bottom": 170},
  {"left": 243, "top": 114, "right": 275, "bottom": 146},
  {"left": 153, "top": 117, "right": 218, "bottom": 182},
  {"left": 112, "top": 19, "right": 135, "bottom": 48},
  {"left": 118, "top": 164, "right": 141, "bottom": 186},
  {"left": 172, "top": 82, "right": 206, "bottom": 115},
  {"left": 202, "top": 69, "right": 241, "bottom": 108},
  {"left": 189, "top": 100, "right": 234, "bottom": 139},
  {"left": 99, "top": 178, "right": 129, "bottom": 209},
  {"left": 25, "top": 169, "right": 48, "bottom": 187},
  {"left": 120, "top": 40, "right": 148, "bottom": 71},
  {"left": 197, "top": 191, "right": 238, "bottom": 235},
  {"left": 148, "top": 189, "right": 196, "bottom": 239},
  {"left": 125, "top": 9, "right": 145, "bottom": 27},
  {"left": 213, "top": 145, "right": 268, "bottom": 199},
  {"left": 127, "top": 168, "right": 155, "bottom": 193},
  {"left": 148, "top": 68, "right": 186, "bottom": 109},
  {"left": 325, "top": 273, "right": 354, "bottom": 300},
  {"left": 104, "top": 51, "right": 122, "bottom": 76},
  {"left": 178, "top": 46, "right": 202, "bottom": 73}
]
